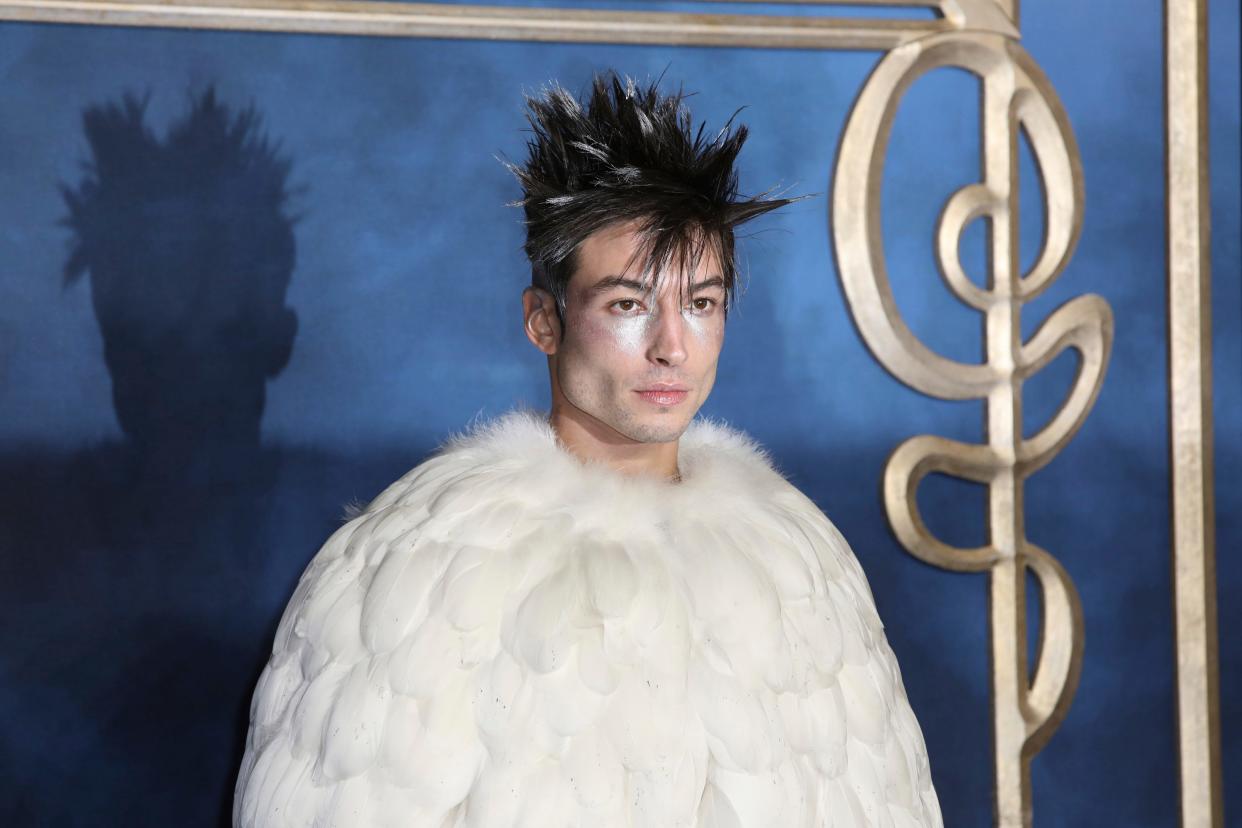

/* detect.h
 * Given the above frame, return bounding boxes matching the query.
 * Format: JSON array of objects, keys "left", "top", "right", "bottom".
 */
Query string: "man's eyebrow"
[
  {"left": 585, "top": 274, "right": 725, "bottom": 296},
  {"left": 586, "top": 275, "right": 652, "bottom": 296},
  {"left": 690, "top": 276, "right": 725, "bottom": 293}
]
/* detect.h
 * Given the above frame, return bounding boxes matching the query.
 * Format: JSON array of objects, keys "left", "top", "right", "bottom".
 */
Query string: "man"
[{"left": 234, "top": 71, "right": 943, "bottom": 827}]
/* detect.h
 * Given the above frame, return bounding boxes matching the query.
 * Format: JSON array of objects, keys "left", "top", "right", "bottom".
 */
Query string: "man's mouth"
[{"left": 635, "top": 385, "right": 689, "bottom": 406}]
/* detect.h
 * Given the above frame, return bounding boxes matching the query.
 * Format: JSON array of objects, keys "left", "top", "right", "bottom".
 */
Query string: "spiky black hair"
[{"left": 504, "top": 70, "right": 803, "bottom": 321}]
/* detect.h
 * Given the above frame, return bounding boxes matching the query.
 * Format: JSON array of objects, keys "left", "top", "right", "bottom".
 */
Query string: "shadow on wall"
[
  {"left": 61, "top": 86, "right": 299, "bottom": 480},
  {"left": 0, "top": 89, "right": 318, "bottom": 827}
]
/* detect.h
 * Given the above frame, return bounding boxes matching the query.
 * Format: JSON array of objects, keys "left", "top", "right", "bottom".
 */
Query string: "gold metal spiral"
[{"left": 832, "top": 30, "right": 1114, "bottom": 827}]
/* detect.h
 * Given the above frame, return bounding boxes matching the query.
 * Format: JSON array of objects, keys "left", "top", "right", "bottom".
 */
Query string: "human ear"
[{"left": 522, "top": 286, "right": 561, "bottom": 355}]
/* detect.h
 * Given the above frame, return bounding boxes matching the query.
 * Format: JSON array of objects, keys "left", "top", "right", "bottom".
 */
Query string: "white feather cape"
[{"left": 234, "top": 409, "right": 943, "bottom": 827}]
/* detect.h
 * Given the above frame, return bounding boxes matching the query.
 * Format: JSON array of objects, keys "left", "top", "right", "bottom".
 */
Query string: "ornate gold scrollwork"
[{"left": 833, "top": 30, "right": 1113, "bottom": 827}]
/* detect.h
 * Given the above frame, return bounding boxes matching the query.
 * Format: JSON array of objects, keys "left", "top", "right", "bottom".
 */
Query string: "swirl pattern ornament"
[{"left": 832, "top": 30, "right": 1114, "bottom": 827}]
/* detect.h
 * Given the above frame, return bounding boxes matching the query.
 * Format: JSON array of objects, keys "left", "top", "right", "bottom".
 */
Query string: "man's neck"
[{"left": 548, "top": 404, "right": 682, "bottom": 482}]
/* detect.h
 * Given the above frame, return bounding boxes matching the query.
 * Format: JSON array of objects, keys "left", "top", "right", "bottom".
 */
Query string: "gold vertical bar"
[
  {"left": 1165, "top": 1, "right": 1222, "bottom": 825},
  {"left": 983, "top": 60, "right": 1029, "bottom": 826}
]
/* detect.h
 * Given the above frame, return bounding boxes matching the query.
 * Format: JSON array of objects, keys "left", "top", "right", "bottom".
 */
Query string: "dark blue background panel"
[{"left": 0, "top": 4, "right": 1236, "bottom": 825}]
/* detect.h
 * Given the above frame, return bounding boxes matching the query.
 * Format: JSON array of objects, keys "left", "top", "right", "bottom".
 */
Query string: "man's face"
[{"left": 542, "top": 220, "right": 727, "bottom": 444}]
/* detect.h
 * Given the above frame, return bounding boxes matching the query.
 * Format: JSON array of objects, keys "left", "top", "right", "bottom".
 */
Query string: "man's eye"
[
  {"left": 690, "top": 297, "right": 718, "bottom": 313},
  {"left": 611, "top": 299, "right": 642, "bottom": 313}
]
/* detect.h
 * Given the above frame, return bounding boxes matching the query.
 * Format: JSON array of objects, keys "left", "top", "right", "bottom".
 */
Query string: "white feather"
[{"left": 234, "top": 408, "right": 943, "bottom": 827}]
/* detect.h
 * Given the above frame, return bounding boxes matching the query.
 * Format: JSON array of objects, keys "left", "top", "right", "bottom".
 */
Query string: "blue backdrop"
[{"left": 0, "top": 2, "right": 1237, "bottom": 825}]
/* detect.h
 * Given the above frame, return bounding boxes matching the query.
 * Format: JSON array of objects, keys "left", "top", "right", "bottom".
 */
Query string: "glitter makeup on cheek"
[
  {"left": 602, "top": 306, "right": 720, "bottom": 355},
  {"left": 680, "top": 307, "right": 719, "bottom": 341},
  {"left": 605, "top": 311, "right": 655, "bottom": 354}
]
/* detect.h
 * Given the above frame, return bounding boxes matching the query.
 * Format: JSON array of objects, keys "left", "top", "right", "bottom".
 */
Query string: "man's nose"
[{"left": 646, "top": 305, "right": 688, "bottom": 367}]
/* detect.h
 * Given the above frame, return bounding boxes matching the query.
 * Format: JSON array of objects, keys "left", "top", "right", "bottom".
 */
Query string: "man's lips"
[{"left": 635, "top": 386, "right": 689, "bottom": 406}]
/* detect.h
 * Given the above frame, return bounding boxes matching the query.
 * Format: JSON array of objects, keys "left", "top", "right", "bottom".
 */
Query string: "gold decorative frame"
[
  {"left": 1165, "top": 1, "right": 1221, "bottom": 826},
  {"left": 0, "top": 1, "right": 1217, "bottom": 825},
  {"left": 834, "top": 26, "right": 1108, "bottom": 826}
]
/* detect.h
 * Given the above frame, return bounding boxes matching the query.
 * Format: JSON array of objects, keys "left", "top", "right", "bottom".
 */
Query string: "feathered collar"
[
  {"left": 376, "top": 407, "right": 801, "bottom": 538},
  {"left": 450, "top": 405, "right": 781, "bottom": 483}
]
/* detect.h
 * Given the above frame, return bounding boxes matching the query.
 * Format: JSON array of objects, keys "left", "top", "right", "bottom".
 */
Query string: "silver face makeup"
[
  {"left": 605, "top": 305, "right": 654, "bottom": 355},
  {"left": 547, "top": 220, "right": 728, "bottom": 446},
  {"left": 678, "top": 303, "right": 718, "bottom": 341},
  {"left": 599, "top": 289, "right": 721, "bottom": 357}
]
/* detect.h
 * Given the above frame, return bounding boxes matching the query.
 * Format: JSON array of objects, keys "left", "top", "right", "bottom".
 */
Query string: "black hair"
[{"left": 503, "top": 69, "right": 803, "bottom": 323}]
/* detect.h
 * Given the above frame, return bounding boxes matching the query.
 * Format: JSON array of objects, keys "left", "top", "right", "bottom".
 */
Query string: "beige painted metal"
[
  {"left": 1165, "top": 1, "right": 1223, "bottom": 826},
  {"left": 832, "top": 30, "right": 1112, "bottom": 826},
  {"left": 0, "top": 0, "right": 962, "bottom": 49},
  {"left": 0, "top": 0, "right": 1219, "bottom": 824},
  {"left": 0, "top": 0, "right": 1028, "bottom": 46}
]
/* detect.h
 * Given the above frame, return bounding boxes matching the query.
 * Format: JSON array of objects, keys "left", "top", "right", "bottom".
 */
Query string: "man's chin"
[
  {"left": 615, "top": 406, "right": 696, "bottom": 444},
  {"left": 559, "top": 391, "right": 696, "bottom": 445}
]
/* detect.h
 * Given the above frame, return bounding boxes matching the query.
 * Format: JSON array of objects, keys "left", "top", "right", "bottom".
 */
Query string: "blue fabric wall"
[{"left": 0, "top": 3, "right": 1237, "bottom": 825}]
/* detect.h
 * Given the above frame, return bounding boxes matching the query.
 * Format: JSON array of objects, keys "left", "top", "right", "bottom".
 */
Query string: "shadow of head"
[{"left": 61, "top": 87, "right": 298, "bottom": 457}]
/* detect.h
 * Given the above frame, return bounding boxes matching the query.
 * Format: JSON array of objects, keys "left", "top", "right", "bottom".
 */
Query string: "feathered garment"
[{"left": 234, "top": 409, "right": 943, "bottom": 827}]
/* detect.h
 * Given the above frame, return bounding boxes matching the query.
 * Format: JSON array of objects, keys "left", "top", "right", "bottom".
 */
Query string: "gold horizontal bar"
[
  {"left": 0, "top": 0, "right": 947, "bottom": 48},
  {"left": 656, "top": 0, "right": 941, "bottom": 5}
]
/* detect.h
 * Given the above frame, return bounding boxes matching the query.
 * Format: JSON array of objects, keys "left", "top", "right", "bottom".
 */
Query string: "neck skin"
[{"left": 547, "top": 370, "right": 681, "bottom": 483}]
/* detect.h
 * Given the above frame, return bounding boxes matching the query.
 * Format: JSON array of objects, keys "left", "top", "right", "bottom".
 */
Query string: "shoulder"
[
  {"left": 677, "top": 415, "right": 880, "bottom": 607},
  {"left": 342, "top": 406, "right": 564, "bottom": 519},
  {"left": 677, "top": 414, "right": 835, "bottom": 537},
  {"left": 238, "top": 412, "right": 563, "bottom": 824},
  {"left": 676, "top": 414, "right": 798, "bottom": 508}
]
